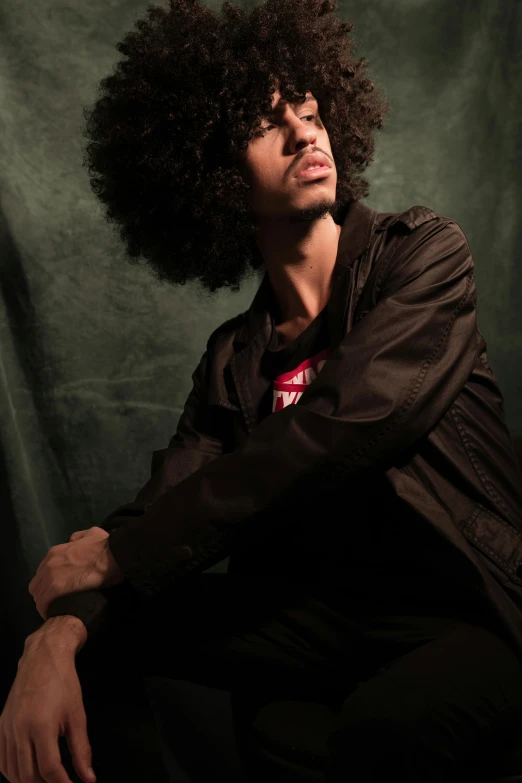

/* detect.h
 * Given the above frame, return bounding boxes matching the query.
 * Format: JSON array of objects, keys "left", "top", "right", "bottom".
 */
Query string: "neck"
[{"left": 255, "top": 214, "right": 342, "bottom": 326}]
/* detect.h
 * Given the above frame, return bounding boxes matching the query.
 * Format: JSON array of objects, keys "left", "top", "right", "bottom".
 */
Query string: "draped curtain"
[{"left": 1, "top": 0, "right": 520, "bottom": 696}]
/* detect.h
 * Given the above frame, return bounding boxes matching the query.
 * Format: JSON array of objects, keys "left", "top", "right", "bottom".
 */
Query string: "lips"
[{"left": 294, "top": 152, "right": 332, "bottom": 177}]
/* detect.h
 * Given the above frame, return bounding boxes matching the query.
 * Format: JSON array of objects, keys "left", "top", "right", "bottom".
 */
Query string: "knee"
[
  {"left": 327, "top": 700, "right": 413, "bottom": 756},
  {"left": 335, "top": 685, "right": 424, "bottom": 738},
  {"left": 326, "top": 691, "right": 451, "bottom": 773}
]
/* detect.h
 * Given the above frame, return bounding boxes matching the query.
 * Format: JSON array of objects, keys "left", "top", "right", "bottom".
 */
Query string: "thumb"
[
  {"left": 69, "top": 529, "right": 91, "bottom": 542},
  {"left": 66, "top": 712, "right": 97, "bottom": 783}
]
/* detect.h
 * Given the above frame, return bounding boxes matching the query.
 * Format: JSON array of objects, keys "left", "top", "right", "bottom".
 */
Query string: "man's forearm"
[{"left": 25, "top": 615, "right": 88, "bottom": 656}]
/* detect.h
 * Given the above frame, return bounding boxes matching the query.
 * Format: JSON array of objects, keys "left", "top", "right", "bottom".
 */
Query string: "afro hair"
[{"left": 81, "top": 0, "right": 389, "bottom": 294}]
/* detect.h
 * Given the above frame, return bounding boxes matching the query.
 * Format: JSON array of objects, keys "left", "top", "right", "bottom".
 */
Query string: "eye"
[{"left": 255, "top": 114, "right": 318, "bottom": 136}]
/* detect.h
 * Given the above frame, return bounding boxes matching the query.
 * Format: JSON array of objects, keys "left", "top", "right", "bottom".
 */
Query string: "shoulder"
[
  {"left": 187, "top": 311, "right": 246, "bottom": 385},
  {"left": 368, "top": 205, "right": 473, "bottom": 297},
  {"left": 372, "top": 205, "right": 471, "bottom": 267},
  {"left": 206, "top": 311, "right": 247, "bottom": 350},
  {"left": 373, "top": 204, "right": 468, "bottom": 245},
  {"left": 374, "top": 204, "right": 440, "bottom": 233}
]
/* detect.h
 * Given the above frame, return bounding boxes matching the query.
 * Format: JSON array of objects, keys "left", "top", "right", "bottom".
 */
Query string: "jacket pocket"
[{"left": 462, "top": 503, "right": 522, "bottom": 585}]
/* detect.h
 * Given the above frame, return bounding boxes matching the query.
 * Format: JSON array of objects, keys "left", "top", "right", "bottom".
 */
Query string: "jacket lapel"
[
  {"left": 226, "top": 199, "right": 380, "bottom": 433},
  {"left": 228, "top": 273, "right": 273, "bottom": 432}
]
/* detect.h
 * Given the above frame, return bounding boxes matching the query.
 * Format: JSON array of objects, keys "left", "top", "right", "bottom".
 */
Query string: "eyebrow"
[{"left": 265, "top": 96, "right": 318, "bottom": 118}]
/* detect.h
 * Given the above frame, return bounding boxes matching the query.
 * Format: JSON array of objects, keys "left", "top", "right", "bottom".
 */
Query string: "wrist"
[{"left": 25, "top": 615, "right": 88, "bottom": 655}]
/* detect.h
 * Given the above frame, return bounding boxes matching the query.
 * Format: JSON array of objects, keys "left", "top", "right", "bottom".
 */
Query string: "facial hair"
[{"left": 287, "top": 195, "right": 342, "bottom": 224}]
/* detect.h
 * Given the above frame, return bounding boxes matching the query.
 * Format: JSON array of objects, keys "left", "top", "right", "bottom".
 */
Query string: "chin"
[{"left": 288, "top": 195, "right": 338, "bottom": 223}]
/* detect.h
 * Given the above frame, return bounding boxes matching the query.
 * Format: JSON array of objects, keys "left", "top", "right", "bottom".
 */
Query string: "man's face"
[{"left": 239, "top": 84, "right": 337, "bottom": 221}]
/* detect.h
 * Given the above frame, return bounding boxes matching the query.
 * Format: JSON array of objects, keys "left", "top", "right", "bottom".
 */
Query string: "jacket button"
[{"left": 516, "top": 563, "right": 522, "bottom": 579}]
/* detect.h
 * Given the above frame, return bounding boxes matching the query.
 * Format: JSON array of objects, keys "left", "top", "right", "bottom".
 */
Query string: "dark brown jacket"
[{"left": 48, "top": 200, "right": 522, "bottom": 656}]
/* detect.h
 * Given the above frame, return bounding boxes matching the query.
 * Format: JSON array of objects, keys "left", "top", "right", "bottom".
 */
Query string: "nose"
[{"left": 289, "top": 117, "right": 317, "bottom": 155}]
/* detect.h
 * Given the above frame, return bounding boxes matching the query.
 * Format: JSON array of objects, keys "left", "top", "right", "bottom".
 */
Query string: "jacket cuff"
[
  {"left": 107, "top": 522, "right": 197, "bottom": 597},
  {"left": 100, "top": 500, "right": 151, "bottom": 533},
  {"left": 46, "top": 579, "right": 139, "bottom": 642},
  {"left": 46, "top": 590, "right": 109, "bottom": 640}
]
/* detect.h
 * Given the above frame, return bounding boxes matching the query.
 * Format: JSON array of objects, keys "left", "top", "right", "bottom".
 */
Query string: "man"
[{"left": 2, "top": 0, "right": 522, "bottom": 781}]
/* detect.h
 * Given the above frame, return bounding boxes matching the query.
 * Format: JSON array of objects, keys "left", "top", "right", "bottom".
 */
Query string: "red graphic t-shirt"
[{"left": 272, "top": 346, "right": 331, "bottom": 412}]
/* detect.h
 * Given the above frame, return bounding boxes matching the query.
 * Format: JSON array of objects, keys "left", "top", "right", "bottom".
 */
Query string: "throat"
[{"left": 274, "top": 318, "right": 313, "bottom": 349}]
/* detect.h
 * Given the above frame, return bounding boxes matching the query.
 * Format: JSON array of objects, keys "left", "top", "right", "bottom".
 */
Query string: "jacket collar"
[
  {"left": 226, "top": 199, "right": 379, "bottom": 431},
  {"left": 234, "top": 198, "right": 379, "bottom": 349}
]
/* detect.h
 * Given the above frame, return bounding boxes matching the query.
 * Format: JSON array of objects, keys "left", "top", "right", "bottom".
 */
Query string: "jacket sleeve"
[
  {"left": 46, "top": 349, "right": 226, "bottom": 639},
  {"left": 104, "top": 217, "right": 480, "bottom": 598}
]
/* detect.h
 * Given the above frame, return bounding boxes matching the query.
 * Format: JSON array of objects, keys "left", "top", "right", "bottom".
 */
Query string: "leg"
[
  {"left": 62, "top": 573, "right": 248, "bottom": 783},
  {"left": 64, "top": 574, "right": 359, "bottom": 783},
  {"left": 324, "top": 620, "right": 522, "bottom": 782}
]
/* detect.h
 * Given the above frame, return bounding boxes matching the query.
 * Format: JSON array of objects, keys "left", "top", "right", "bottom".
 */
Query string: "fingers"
[
  {"left": 17, "top": 738, "right": 45, "bottom": 782},
  {"left": 27, "top": 574, "right": 51, "bottom": 621},
  {"left": 28, "top": 572, "right": 39, "bottom": 598},
  {"left": 27, "top": 576, "right": 48, "bottom": 622},
  {"left": 71, "top": 528, "right": 108, "bottom": 542},
  {"left": 66, "top": 712, "right": 96, "bottom": 783},
  {"left": 0, "top": 729, "right": 8, "bottom": 781},
  {"left": 3, "top": 726, "right": 19, "bottom": 782},
  {"left": 69, "top": 530, "right": 90, "bottom": 542},
  {"left": 33, "top": 730, "right": 75, "bottom": 783}
]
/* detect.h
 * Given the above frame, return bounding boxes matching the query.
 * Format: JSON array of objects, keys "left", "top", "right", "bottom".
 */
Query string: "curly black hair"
[{"left": 82, "top": 0, "right": 388, "bottom": 294}]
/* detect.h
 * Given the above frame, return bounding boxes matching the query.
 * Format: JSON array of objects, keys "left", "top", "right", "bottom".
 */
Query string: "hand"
[
  {"left": 0, "top": 631, "right": 96, "bottom": 783},
  {"left": 28, "top": 526, "right": 125, "bottom": 621}
]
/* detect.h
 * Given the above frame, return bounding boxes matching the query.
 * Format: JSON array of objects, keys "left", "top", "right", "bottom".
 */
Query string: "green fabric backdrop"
[{"left": 1, "top": 0, "right": 521, "bottom": 679}]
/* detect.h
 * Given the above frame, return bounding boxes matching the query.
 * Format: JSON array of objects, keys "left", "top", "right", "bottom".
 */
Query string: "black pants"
[{"left": 62, "top": 573, "right": 522, "bottom": 783}]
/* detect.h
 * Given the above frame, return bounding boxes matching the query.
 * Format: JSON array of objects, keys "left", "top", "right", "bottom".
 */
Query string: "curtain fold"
[{"left": 0, "top": 0, "right": 520, "bottom": 683}]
